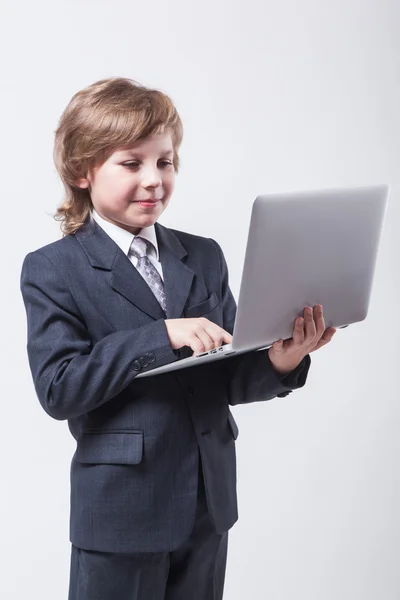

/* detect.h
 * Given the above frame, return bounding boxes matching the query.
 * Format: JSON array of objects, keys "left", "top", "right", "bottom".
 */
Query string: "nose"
[{"left": 141, "top": 165, "right": 162, "bottom": 189}]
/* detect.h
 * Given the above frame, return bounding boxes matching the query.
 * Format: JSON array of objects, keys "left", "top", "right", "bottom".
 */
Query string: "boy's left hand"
[{"left": 268, "top": 304, "right": 336, "bottom": 376}]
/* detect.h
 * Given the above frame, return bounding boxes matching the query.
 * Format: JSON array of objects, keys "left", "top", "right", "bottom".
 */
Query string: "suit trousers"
[{"left": 67, "top": 460, "right": 229, "bottom": 600}]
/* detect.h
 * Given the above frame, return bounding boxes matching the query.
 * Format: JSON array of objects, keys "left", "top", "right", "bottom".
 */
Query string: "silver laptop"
[{"left": 137, "top": 184, "right": 389, "bottom": 378}]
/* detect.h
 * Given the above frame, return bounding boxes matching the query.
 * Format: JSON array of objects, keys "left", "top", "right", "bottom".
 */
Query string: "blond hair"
[{"left": 53, "top": 77, "right": 183, "bottom": 236}]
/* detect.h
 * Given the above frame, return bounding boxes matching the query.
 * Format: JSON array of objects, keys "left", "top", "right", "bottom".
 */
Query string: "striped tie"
[{"left": 129, "top": 236, "right": 167, "bottom": 315}]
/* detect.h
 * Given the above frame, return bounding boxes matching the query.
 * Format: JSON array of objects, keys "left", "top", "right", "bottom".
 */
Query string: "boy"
[{"left": 20, "top": 77, "right": 336, "bottom": 600}]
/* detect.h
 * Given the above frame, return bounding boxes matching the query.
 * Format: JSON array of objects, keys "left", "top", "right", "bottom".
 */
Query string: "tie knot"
[{"left": 129, "top": 236, "right": 151, "bottom": 259}]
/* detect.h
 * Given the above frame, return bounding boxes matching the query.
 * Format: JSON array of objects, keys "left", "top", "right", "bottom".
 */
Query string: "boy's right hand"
[{"left": 164, "top": 318, "right": 233, "bottom": 356}]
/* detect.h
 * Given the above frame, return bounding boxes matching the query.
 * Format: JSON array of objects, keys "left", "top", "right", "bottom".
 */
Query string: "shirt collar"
[{"left": 91, "top": 208, "right": 160, "bottom": 260}]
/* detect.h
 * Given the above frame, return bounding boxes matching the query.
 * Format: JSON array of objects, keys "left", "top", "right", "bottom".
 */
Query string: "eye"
[{"left": 122, "top": 161, "right": 173, "bottom": 169}]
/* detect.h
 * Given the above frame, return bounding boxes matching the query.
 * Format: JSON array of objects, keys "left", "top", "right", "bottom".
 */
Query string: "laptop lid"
[{"left": 232, "top": 184, "right": 389, "bottom": 351}]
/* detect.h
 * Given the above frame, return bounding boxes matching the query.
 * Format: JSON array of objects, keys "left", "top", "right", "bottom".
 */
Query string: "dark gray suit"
[{"left": 20, "top": 216, "right": 310, "bottom": 597}]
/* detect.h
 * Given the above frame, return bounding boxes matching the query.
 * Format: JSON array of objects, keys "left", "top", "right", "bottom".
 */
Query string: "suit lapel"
[
  {"left": 75, "top": 216, "right": 194, "bottom": 320},
  {"left": 155, "top": 222, "right": 194, "bottom": 319},
  {"left": 110, "top": 252, "right": 166, "bottom": 319}
]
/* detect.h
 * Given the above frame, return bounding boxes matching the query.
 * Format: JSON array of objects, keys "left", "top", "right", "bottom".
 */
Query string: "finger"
[
  {"left": 292, "top": 316, "right": 305, "bottom": 346},
  {"left": 303, "top": 306, "right": 316, "bottom": 344},
  {"left": 310, "top": 327, "right": 337, "bottom": 352},
  {"left": 205, "top": 331, "right": 232, "bottom": 347},
  {"left": 318, "top": 326, "right": 336, "bottom": 345},
  {"left": 222, "top": 331, "right": 233, "bottom": 344},
  {"left": 324, "top": 326, "right": 337, "bottom": 341},
  {"left": 190, "top": 328, "right": 215, "bottom": 355},
  {"left": 204, "top": 324, "right": 233, "bottom": 346},
  {"left": 200, "top": 318, "right": 233, "bottom": 346},
  {"left": 313, "top": 304, "right": 325, "bottom": 338},
  {"left": 272, "top": 339, "right": 285, "bottom": 353}
]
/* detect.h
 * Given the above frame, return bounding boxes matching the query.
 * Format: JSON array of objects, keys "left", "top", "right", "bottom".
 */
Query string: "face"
[{"left": 76, "top": 132, "right": 176, "bottom": 235}]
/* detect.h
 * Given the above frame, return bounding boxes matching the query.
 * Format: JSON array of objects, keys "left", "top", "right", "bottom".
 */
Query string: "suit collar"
[{"left": 74, "top": 215, "right": 194, "bottom": 320}]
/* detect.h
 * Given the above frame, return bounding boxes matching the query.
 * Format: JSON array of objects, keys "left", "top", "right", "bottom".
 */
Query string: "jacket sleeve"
[
  {"left": 20, "top": 250, "right": 177, "bottom": 421},
  {"left": 209, "top": 239, "right": 311, "bottom": 406}
]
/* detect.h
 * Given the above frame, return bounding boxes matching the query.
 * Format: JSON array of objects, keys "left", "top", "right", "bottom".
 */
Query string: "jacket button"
[
  {"left": 133, "top": 360, "right": 142, "bottom": 371},
  {"left": 187, "top": 387, "right": 196, "bottom": 396},
  {"left": 148, "top": 353, "right": 156, "bottom": 363},
  {"left": 140, "top": 356, "right": 149, "bottom": 368}
]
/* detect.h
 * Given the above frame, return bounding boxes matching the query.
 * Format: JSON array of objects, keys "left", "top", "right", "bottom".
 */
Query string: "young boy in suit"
[{"left": 20, "top": 77, "right": 336, "bottom": 600}]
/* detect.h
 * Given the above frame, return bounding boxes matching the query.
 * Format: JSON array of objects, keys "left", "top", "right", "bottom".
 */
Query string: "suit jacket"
[{"left": 20, "top": 215, "right": 311, "bottom": 553}]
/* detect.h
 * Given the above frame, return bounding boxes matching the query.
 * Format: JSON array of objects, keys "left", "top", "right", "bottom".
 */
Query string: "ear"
[
  {"left": 74, "top": 162, "right": 93, "bottom": 189},
  {"left": 75, "top": 177, "right": 90, "bottom": 189}
]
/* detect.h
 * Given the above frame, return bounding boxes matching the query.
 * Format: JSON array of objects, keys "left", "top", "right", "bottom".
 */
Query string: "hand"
[
  {"left": 165, "top": 318, "right": 233, "bottom": 356},
  {"left": 268, "top": 304, "right": 336, "bottom": 375}
]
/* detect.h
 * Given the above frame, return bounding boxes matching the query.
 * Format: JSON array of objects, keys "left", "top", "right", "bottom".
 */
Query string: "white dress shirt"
[{"left": 91, "top": 209, "right": 164, "bottom": 281}]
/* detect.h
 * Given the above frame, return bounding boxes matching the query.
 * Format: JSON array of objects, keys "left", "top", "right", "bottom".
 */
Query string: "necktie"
[{"left": 129, "top": 236, "right": 167, "bottom": 315}]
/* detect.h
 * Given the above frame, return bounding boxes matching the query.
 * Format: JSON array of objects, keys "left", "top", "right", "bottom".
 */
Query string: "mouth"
[
  {"left": 133, "top": 199, "right": 161, "bottom": 204},
  {"left": 132, "top": 199, "right": 162, "bottom": 209}
]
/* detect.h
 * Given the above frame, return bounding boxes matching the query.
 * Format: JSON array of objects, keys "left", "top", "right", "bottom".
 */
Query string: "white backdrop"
[{"left": 2, "top": 0, "right": 400, "bottom": 598}]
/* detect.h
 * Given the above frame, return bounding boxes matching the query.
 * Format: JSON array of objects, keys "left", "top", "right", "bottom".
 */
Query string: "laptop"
[{"left": 136, "top": 184, "right": 390, "bottom": 378}]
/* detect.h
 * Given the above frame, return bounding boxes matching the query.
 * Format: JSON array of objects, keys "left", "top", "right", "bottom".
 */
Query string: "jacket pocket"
[
  {"left": 227, "top": 411, "right": 239, "bottom": 440},
  {"left": 76, "top": 430, "right": 144, "bottom": 465},
  {"left": 185, "top": 292, "right": 220, "bottom": 318}
]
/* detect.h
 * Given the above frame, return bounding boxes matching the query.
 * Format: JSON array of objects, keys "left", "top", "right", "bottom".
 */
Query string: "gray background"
[{"left": 2, "top": 0, "right": 399, "bottom": 598}]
